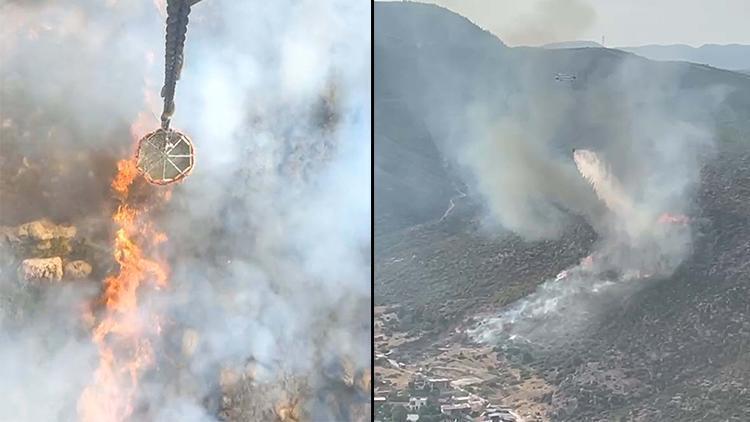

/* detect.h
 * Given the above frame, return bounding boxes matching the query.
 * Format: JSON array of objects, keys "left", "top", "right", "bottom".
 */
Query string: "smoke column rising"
[
  {"left": 470, "top": 147, "right": 698, "bottom": 345},
  {"left": 456, "top": 59, "right": 724, "bottom": 345}
]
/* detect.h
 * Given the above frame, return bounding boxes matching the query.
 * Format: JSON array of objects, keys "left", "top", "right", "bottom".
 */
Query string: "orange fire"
[
  {"left": 79, "top": 1, "right": 171, "bottom": 415},
  {"left": 657, "top": 212, "right": 690, "bottom": 225},
  {"left": 112, "top": 159, "right": 140, "bottom": 197},
  {"left": 78, "top": 152, "right": 170, "bottom": 421}
]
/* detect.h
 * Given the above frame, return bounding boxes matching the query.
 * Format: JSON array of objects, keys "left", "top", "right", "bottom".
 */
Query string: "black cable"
[{"left": 160, "top": 0, "right": 192, "bottom": 129}]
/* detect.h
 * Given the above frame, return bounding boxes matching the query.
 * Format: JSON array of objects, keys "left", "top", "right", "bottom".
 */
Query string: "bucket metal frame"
[{"left": 136, "top": 128, "right": 195, "bottom": 185}]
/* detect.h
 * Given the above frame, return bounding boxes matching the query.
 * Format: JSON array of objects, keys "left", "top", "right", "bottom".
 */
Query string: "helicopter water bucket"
[{"left": 135, "top": 128, "right": 195, "bottom": 185}]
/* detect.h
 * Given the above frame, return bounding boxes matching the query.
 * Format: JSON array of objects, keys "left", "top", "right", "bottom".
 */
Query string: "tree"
[{"left": 391, "top": 405, "right": 408, "bottom": 422}]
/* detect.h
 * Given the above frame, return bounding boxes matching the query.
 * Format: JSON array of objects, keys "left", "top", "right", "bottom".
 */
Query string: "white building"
[{"left": 408, "top": 396, "right": 428, "bottom": 411}]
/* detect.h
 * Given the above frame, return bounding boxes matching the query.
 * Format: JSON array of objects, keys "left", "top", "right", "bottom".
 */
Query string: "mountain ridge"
[{"left": 375, "top": 2, "right": 750, "bottom": 420}]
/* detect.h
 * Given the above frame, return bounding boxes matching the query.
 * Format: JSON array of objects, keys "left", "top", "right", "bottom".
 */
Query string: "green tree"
[{"left": 391, "top": 405, "right": 408, "bottom": 422}]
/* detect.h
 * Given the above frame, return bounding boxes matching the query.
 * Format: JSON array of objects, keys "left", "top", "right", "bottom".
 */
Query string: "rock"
[
  {"left": 4, "top": 220, "right": 77, "bottom": 259},
  {"left": 274, "top": 396, "right": 301, "bottom": 422},
  {"left": 0, "top": 226, "right": 17, "bottom": 242},
  {"left": 357, "top": 368, "right": 372, "bottom": 394},
  {"left": 64, "top": 260, "right": 92, "bottom": 279},
  {"left": 325, "top": 357, "right": 356, "bottom": 387},
  {"left": 16, "top": 219, "right": 76, "bottom": 241},
  {"left": 17, "top": 221, "right": 54, "bottom": 241},
  {"left": 341, "top": 358, "right": 356, "bottom": 388},
  {"left": 220, "top": 367, "right": 242, "bottom": 391},
  {"left": 244, "top": 360, "right": 259, "bottom": 381},
  {"left": 19, "top": 257, "right": 63, "bottom": 281}
]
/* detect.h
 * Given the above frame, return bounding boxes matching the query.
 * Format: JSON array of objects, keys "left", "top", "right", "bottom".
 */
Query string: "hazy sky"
[{"left": 379, "top": 0, "right": 750, "bottom": 47}]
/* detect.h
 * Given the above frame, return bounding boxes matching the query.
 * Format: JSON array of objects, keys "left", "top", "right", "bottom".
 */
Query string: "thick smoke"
[
  {"left": 459, "top": 110, "right": 602, "bottom": 239},
  {"left": 459, "top": 54, "right": 724, "bottom": 242},
  {"left": 0, "top": 0, "right": 370, "bottom": 420},
  {"left": 375, "top": 1, "right": 728, "bottom": 343},
  {"left": 415, "top": 0, "right": 596, "bottom": 46},
  {"left": 503, "top": 0, "right": 596, "bottom": 46},
  {"left": 456, "top": 54, "right": 727, "bottom": 342}
]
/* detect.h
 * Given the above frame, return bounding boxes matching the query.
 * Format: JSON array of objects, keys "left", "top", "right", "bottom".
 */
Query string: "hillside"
[
  {"left": 543, "top": 41, "right": 603, "bottom": 49},
  {"left": 544, "top": 42, "right": 750, "bottom": 72},
  {"left": 375, "top": 2, "right": 750, "bottom": 238},
  {"left": 375, "top": 2, "right": 750, "bottom": 420},
  {"left": 619, "top": 44, "right": 750, "bottom": 71}
]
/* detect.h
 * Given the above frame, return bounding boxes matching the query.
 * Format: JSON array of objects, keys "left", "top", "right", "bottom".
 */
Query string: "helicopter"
[{"left": 554, "top": 72, "right": 577, "bottom": 82}]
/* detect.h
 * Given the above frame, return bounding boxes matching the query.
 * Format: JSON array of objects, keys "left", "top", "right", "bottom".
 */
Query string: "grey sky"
[{"left": 378, "top": 0, "right": 750, "bottom": 47}]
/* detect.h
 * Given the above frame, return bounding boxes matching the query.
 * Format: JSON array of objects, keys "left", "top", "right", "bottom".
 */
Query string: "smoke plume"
[
  {"left": 426, "top": 40, "right": 727, "bottom": 344},
  {"left": 461, "top": 55, "right": 726, "bottom": 342},
  {"left": 414, "top": 0, "right": 596, "bottom": 46}
]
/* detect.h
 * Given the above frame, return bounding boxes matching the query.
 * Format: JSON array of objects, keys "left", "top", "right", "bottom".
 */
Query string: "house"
[
  {"left": 388, "top": 399, "right": 409, "bottom": 408},
  {"left": 467, "top": 396, "right": 486, "bottom": 411},
  {"left": 451, "top": 395, "right": 471, "bottom": 404},
  {"left": 482, "top": 410, "right": 517, "bottom": 422},
  {"left": 412, "top": 378, "right": 427, "bottom": 390},
  {"left": 440, "top": 403, "right": 472, "bottom": 417},
  {"left": 437, "top": 393, "right": 454, "bottom": 404},
  {"left": 408, "top": 396, "right": 428, "bottom": 411},
  {"left": 481, "top": 408, "right": 519, "bottom": 422},
  {"left": 438, "top": 388, "right": 459, "bottom": 397},
  {"left": 427, "top": 377, "right": 452, "bottom": 391},
  {"left": 374, "top": 388, "right": 391, "bottom": 396}
]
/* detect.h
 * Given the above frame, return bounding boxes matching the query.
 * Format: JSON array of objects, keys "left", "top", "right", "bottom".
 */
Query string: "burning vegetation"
[
  {"left": 77, "top": 155, "right": 170, "bottom": 421},
  {"left": 0, "top": 105, "right": 369, "bottom": 420},
  {"left": 1, "top": 0, "right": 370, "bottom": 420}
]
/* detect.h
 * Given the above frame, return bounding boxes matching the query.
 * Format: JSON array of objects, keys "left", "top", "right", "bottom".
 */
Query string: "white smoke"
[
  {"left": 413, "top": 0, "right": 597, "bottom": 47},
  {"left": 468, "top": 147, "right": 699, "bottom": 344},
  {"left": 458, "top": 60, "right": 726, "bottom": 344}
]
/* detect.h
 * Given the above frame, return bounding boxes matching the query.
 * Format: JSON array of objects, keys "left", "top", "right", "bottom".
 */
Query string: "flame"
[
  {"left": 77, "top": 5, "right": 173, "bottom": 416},
  {"left": 112, "top": 159, "right": 140, "bottom": 196},
  {"left": 78, "top": 155, "right": 170, "bottom": 421},
  {"left": 657, "top": 212, "right": 690, "bottom": 225}
]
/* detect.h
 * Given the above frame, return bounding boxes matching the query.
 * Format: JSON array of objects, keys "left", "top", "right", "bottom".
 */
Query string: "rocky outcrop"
[
  {"left": 64, "top": 260, "right": 92, "bottom": 279},
  {"left": 1, "top": 220, "right": 96, "bottom": 282},
  {"left": 16, "top": 219, "right": 76, "bottom": 241},
  {"left": 18, "top": 257, "right": 63, "bottom": 281},
  {"left": 1, "top": 219, "right": 76, "bottom": 260}
]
